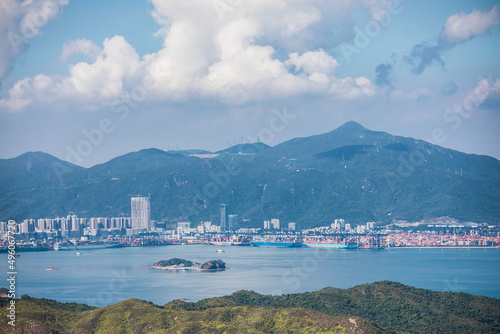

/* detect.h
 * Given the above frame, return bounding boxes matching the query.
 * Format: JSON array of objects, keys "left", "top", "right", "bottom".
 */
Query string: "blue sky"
[{"left": 0, "top": 0, "right": 499, "bottom": 167}]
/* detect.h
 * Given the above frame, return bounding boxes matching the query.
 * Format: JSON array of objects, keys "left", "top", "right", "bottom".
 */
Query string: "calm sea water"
[{"left": 2, "top": 245, "right": 499, "bottom": 306}]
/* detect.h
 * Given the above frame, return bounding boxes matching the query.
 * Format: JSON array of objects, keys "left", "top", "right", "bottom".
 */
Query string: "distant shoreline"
[{"left": 386, "top": 246, "right": 499, "bottom": 249}]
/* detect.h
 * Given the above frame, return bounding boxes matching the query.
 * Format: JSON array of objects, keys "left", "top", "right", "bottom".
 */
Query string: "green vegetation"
[
  {"left": 192, "top": 281, "right": 500, "bottom": 334},
  {"left": 1, "top": 282, "right": 499, "bottom": 333},
  {"left": 0, "top": 296, "right": 385, "bottom": 334},
  {"left": 2, "top": 122, "right": 499, "bottom": 225},
  {"left": 200, "top": 259, "right": 226, "bottom": 270},
  {"left": 154, "top": 258, "right": 197, "bottom": 268},
  {"left": 153, "top": 258, "right": 226, "bottom": 270}
]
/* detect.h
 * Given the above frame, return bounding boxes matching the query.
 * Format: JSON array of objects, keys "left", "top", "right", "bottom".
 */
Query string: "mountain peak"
[{"left": 336, "top": 121, "right": 367, "bottom": 132}]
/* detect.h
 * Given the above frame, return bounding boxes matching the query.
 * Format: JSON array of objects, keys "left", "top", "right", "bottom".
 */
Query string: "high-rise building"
[
  {"left": 271, "top": 218, "right": 280, "bottom": 229},
  {"left": 131, "top": 197, "right": 151, "bottom": 229},
  {"left": 264, "top": 220, "right": 270, "bottom": 229},
  {"left": 220, "top": 204, "right": 229, "bottom": 232},
  {"left": 228, "top": 214, "right": 239, "bottom": 231},
  {"left": 67, "top": 214, "right": 79, "bottom": 231},
  {"left": 288, "top": 222, "right": 296, "bottom": 231},
  {"left": 333, "top": 218, "right": 345, "bottom": 230},
  {"left": 111, "top": 217, "right": 130, "bottom": 229},
  {"left": 177, "top": 222, "right": 191, "bottom": 229}
]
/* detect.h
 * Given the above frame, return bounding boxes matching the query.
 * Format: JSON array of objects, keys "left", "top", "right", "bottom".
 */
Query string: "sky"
[{"left": 0, "top": 0, "right": 499, "bottom": 167}]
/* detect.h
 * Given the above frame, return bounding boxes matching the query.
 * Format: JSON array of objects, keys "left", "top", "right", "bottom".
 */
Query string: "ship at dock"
[
  {"left": 54, "top": 241, "right": 123, "bottom": 251},
  {"left": 301, "top": 236, "right": 357, "bottom": 249},
  {"left": 301, "top": 243, "right": 357, "bottom": 249},
  {"left": 251, "top": 237, "right": 302, "bottom": 247},
  {"left": 207, "top": 237, "right": 251, "bottom": 246},
  {"left": 251, "top": 241, "right": 303, "bottom": 247}
]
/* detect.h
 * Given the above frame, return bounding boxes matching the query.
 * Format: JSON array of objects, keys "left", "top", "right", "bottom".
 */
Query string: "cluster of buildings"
[
  {"left": 0, "top": 196, "right": 152, "bottom": 238},
  {"left": 302, "top": 219, "right": 376, "bottom": 234},
  {"left": 219, "top": 204, "right": 239, "bottom": 232},
  {"left": 2, "top": 196, "right": 499, "bottom": 247},
  {"left": 384, "top": 232, "right": 500, "bottom": 247},
  {"left": 263, "top": 219, "right": 296, "bottom": 231}
]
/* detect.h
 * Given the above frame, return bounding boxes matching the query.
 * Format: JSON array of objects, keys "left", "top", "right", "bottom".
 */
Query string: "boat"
[
  {"left": 44, "top": 267, "right": 56, "bottom": 270},
  {"left": 54, "top": 242, "right": 123, "bottom": 251},
  {"left": 208, "top": 241, "right": 234, "bottom": 246},
  {"left": 232, "top": 239, "right": 251, "bottom": 246},
  {"left": 208, "top": 237, "right": 251, "bottom": 247},
  {"left": 0, "top": 245, "right": 49, "bottom": 253},
  {"left": 216, "top": 249, "right": 225, "bottom": 253},
  {"left": 301, "top": 243, "right": 357, "bottom": 249},
  {"left": 75, "top": 252, "right": 82, "bottom": 256},
  {"left": 251, "top": 241, "right": 302, "bottom": 248}
]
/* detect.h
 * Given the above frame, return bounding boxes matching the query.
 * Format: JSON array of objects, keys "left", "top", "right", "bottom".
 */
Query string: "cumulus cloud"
[
  {"left": 0, "top": 0, "right": 69, "bottom": 83},
  {"left": 442, "top": 6, "right": 500, "bottom": 44},
  {"left": 406, "top": 6, "right": 499, "bottom": 74},
  {"left": 442, "top": 78, "right": 500, "bottom": 120},
  {"left": 60, "top": 39, "right": 101, "bottom": 62},
  {"left": 479, "top": 79, "right": 500, "bottom": 110},
  {"left": 0, "top": 0, "right": 385, "bottom": 112}
]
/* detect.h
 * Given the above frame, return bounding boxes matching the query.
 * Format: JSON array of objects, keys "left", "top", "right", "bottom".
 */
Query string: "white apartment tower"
[{"left": 131, "top": 197, "right": 151, "bottom": 229}]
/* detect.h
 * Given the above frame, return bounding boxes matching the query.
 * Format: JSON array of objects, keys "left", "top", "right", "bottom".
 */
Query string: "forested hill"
[
  {"left": 1, "top": 281, "right": 499, "bottom": 333},
  {"left": 1, "top": 121, "right": 499, "bottom": 226}
]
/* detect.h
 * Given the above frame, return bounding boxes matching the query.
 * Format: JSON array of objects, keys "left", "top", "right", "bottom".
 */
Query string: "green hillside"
[
  {"left": 193, "top": 281, "right": 500, "bottom": 334},
  {"left": 1, "top": 282, "right": 499, "bottom": 333},
  {"left": 1, "top": 122, "right": 499, "bottom": 226},
  {"left": 0, "top": 295, "right": 388, "bottom": 334}
]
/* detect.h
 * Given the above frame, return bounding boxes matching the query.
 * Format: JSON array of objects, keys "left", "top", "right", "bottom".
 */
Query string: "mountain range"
[{"left": 1, "top": 121, "right": 499, "bottom": 226}]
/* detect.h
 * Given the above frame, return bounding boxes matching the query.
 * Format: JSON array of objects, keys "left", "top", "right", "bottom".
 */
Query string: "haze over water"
[{"left": 4, "top": 245, "right": 499, "bottom": 306}]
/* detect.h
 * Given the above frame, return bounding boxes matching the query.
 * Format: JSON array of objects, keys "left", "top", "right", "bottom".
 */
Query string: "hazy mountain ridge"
[{"left": 1, "top": 122, "right": 499, "bottom": 225}]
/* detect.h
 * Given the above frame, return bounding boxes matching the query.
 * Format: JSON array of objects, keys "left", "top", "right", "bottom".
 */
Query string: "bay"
[{"left": 2, "top": 245, "right": 499, "bottom": 307}]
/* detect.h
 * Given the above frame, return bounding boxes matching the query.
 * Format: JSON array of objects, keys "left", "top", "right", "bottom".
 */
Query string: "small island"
[{"left": 153, "top": 258, "right": 226, "bottom": 271}]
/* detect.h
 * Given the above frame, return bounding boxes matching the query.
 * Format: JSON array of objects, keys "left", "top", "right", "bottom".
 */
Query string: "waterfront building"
[
  {"left": 131, "top": 197, "right": 151, "bottom": 229},
  {"left": 228, "top": 214, "right": 239, "bottom": 231},
  {"left": 333, "top": 218, "right": 345, "bottom": 230},
  {"left": 110, "top": 217, "right": 130, "bottom": 229},
  {"left": 271, "top": 218, "right": 280, "bottom": 229},
  {"left": 220, "top": 204, "right": 229, "bottom": 232},
  {"left": 177, "top": 222, "right": 191, "bottom": 229}
]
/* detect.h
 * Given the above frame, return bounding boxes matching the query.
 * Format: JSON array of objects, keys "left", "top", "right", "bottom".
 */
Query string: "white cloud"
[
  {"left": 281, "top": 8, "right": 321, "bottom": 37},
  {"left": 69, "top": 36, "right": 140, "bottom": 99},
  {"left": 405, "top": 5, "right": 500, "bottom": 75},
  {"left": 0, "top": 0, "right": 386, "bottom": 112},
  {"left": 0, "top": 0, "right": 69, "bottom": 83},
  {"left": 442, "top": 6, "right": 500, "bottom": 45},
  {"left": 60, "top": 39, "right": 101, "bottom": 62},
  {"left": 286, "top": 50, "right": 339, "bottom": 75}
]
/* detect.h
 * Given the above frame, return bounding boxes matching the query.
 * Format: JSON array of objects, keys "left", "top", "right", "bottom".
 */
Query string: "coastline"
[{"left": 386, "top": 246, "right": 500, "bottom": 249}]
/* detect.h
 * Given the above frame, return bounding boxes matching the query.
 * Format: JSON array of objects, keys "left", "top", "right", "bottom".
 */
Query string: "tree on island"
[
  {"left": 200, "top": 259, "right": 226, "bottom": 270},
  {"left": 154, "top": 258, "right": 198, "bottom": 267},
  {"left": 153, "top": 258, "right": 226, "bottom": 270}
]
